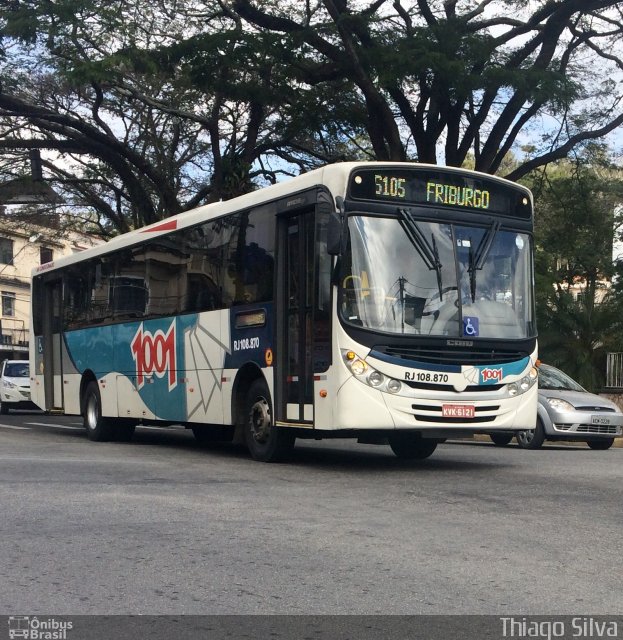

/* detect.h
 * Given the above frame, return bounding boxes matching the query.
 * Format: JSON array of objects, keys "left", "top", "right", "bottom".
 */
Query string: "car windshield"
[
  {"left": 538, "top": 365, "right": 585, "bottom": 392},
  {"left": 339, "top": 214, "right": 535, "bottom": 339},
  {"left": 4, "top": 363, "right": 29, "bottom": 377}
]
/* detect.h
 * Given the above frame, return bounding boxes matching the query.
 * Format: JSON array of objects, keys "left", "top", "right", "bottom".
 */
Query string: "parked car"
[
  {"left": 0, "top": 360, "right": 36, "bottom": 414},
  {"left": 490, "top": 363, "right": 623, "bottom": 450}
]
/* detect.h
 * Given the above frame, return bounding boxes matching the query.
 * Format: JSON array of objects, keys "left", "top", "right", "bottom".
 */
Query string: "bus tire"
[
  {"left": 516, "top": 417, "right": 545, "bottom": 449},
  {"left": 490, "top": 433, "right": 514, "bottom": 446},
  {"left": 388, "top": 433, "right": 437, "bottom": 460},
  {"left": 244, "top": 379, "right": 294, "bottom": 462},
  {"left": 83, "top": 381, "right": 116, "bottom": 442}
]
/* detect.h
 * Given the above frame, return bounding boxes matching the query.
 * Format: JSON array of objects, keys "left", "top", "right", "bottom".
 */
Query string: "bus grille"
[{"left": 377, "top": 345, "right": 529, "bottom": 366}]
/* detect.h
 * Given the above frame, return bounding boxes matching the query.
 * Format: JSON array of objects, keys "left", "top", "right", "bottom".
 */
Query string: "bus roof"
[{"left": 32, "top": 161, "right": 531, "bottom": 277}]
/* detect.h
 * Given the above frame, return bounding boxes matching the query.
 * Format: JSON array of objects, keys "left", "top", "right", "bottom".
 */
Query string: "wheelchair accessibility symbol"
[{"left": 463, "top": 316, "right": 479, "bottom": 337}]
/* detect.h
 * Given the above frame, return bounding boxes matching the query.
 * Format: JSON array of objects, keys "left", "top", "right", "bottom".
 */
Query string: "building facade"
[{"left": 0, "top": 221, "right": 102, "bottom": 360}]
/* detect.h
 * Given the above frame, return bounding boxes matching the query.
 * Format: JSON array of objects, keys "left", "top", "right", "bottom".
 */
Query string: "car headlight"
[
  {"left": 3, "top": 380, "right": 16, "bottom": 389},
  {"left": 546, "top": 397, "right": 575, "bottom": 412},
  {"left": 342, "top": 350, "right": 403, "bottom": 395}
]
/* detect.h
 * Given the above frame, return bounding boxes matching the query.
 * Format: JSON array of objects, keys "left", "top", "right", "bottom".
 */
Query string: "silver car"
[{"left": 490, "top": 363, "right": 623, "bottom": 450}]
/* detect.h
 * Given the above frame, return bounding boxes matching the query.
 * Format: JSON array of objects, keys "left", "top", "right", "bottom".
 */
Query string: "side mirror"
[
  {"left": 327, "top": 211, "right": 342, "bottom": 255},
  {"left": 327, "top": 195, "right": 346, "bottom": 256}
]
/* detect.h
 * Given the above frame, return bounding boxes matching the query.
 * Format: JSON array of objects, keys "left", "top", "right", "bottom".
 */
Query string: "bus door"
[
  {"left": 277, "top": 208, "right": 331, "bottom": 425},
  {"left": 41, "top": 278, "right": 64, "bottom": 411}
]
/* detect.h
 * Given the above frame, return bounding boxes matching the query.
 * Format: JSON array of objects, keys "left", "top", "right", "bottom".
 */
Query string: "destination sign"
[{"left": 348, "top": 168, "right": 532, "bottom": 218}]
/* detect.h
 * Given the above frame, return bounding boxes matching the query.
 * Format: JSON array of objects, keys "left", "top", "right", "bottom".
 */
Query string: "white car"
[{"left": 0, "top": 360, "right": 36, "bottom": 414}]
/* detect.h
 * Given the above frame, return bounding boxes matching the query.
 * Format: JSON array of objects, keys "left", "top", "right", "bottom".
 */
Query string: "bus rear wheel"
[
  {"left": 244, "top": 379, "right": 294, "bottom": 462},
  {"left": 83, "top": 381, "right": 117, "bottom": 442},
  {"left": 388, "top": 433, "right": 437, "bottom": 460}
]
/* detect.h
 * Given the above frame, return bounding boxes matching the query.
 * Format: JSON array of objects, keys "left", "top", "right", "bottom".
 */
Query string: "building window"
[
  {"left": 0, "top": 238, "right": 13, "bottom": 265},
  {"left": 40, "top": 246, "right": 53, "bottom": 264},
  {"left": 2, "top": 291, "right": 15, "bottom": 317}
]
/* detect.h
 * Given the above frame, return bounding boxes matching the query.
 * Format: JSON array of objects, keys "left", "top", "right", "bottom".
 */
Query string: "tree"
[
  {"left": 231, "top": 0, "right": 623, "bottom": 179},
  {"left": 1, "top": 1, "right": 623, "bottom": 233},
  {"left": 0, "top": 0, "right": 364, "bottom": 233},
  {"left": 527, "top": 148, "right": 623, "bottom": 389}
]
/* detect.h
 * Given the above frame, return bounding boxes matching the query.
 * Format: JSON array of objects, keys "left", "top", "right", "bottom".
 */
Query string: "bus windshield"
[{"left": 340, "top": 215, "right": 534, "bottom": 339}]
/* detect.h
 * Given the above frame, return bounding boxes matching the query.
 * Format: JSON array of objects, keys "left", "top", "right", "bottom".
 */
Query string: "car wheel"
[
  {"left": 244, "top": 379, "right": 295, "bottom": 462},
  {"left": 489, "top": 433, "right": 513, "bottom": 446},
  {"left": 516, "top": 417, "right": 545, "bottom": 450},
  {"left": 587, "top": 438, "right": 614, "bottom": 450},
  {"left": 388, "top": 433, "right": 438, "bottom": 459},
  {"left": 0, "top": 401, "right": 8, "bottom": 415}
]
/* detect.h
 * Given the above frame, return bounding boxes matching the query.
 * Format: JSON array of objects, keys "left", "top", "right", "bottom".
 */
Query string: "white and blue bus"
[{"left": 30, "top": 162, "right": 538, "bottom": 461}]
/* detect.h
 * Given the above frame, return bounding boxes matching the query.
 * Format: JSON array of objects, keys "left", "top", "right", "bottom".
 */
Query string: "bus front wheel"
[
  {"left": 490, "top": 433, "right": 514, "bottom": 446},
  {"left": 244, "top": 379, "right": 294, "bottom": 462},
  {"left": 83, "top": 381, "right": 117, "bottom": 442},
  {"left": 388, "top": 433, "right": 437, "bottom": 460}
]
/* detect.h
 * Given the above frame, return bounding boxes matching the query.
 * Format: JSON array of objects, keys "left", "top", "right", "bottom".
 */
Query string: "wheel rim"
[
  {"left": 86, "top": 394, "right": 98, "bottom": 431},
  {"left": 517, "top": 429, "right": 534, "bottom": 445},
  {"left": 249, "top": 397, "right": 271, "bottom": 444}
]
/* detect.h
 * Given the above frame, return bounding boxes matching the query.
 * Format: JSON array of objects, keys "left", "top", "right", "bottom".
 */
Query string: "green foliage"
[
  {"left": 527, "top": 151, "right": 623, "bottom": 389},
  {"left": 1, "top": 0, "right": 623, "bottom": 231},
  {"left": 536, "top": 287, "right": 623, "bottom": 391}
]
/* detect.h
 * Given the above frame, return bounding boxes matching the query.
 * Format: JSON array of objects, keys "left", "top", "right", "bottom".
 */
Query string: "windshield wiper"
[
  {"left": 467, "top": 220, "right": 500, "bottom": 302},
  {"left": 400, "top": 208, "right": 443, "bottom": 301}
]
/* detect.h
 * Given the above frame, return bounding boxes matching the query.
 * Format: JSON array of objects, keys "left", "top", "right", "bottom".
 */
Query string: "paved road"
[{"left": 0, "top": 411, "right": 621, "bottom": 615}]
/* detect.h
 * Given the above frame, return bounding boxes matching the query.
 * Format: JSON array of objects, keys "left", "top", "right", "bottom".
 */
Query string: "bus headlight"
[
  {"left": 350, "top": 359, "right": 368, "bottom": 376},
  {"left": 506, "top": 367, "right": 538, "bottom": 397},
  {"left": 342, "top": 350, "right": 404, "bottom": 395}
]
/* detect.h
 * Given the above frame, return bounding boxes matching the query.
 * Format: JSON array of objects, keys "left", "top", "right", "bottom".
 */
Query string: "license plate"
[
  {"left": 442, "top": 404, "right": 475, "bottom": 418},
  {"left": 591, "top": 415, "right": 611, "bottom": 425}
]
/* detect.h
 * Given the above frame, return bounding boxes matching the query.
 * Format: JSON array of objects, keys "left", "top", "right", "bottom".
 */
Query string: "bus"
[{"left": 30, "top": 162, "right": 538, "bottom": 462}]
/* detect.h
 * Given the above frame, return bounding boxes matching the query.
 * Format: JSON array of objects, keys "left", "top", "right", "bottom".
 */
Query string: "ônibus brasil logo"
[{"left": 130, "top": 321, "right": 177, "bottom": 391}]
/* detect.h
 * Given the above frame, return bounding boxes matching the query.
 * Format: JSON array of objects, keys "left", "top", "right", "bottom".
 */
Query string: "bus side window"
[
  {"left": 90, "top": 259, "right": 114, "bottom": 323},
  {"left": 109, "top": 250, "right": 148, "bottom": 319},
  {"left": 229, "top": 209, "right": 275, "bottom": 306},
  {"left": 64, "top": 265, "right": 93, "bottom": 330},
  {"left": 181, "top": 220, "right": 227, "bottom": 313}
]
